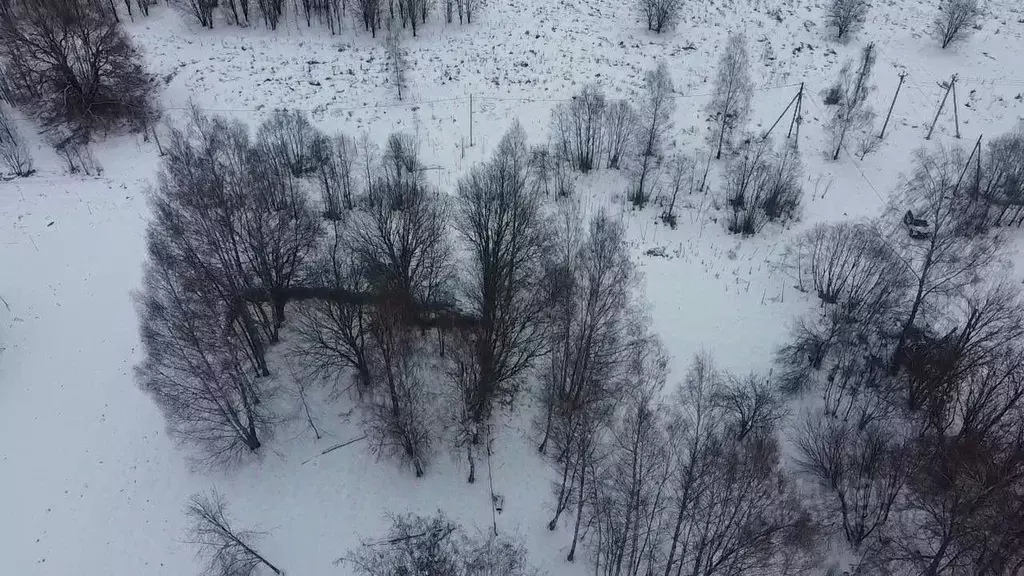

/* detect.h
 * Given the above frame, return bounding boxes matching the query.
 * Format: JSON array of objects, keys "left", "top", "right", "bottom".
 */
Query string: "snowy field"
[{"left": 2, "top": 0, "right": 1024, "bottom": 574}]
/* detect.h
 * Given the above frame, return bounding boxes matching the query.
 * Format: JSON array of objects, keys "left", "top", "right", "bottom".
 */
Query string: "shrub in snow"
[
  {"left": 341, "top": 512, "right": 537, "bottom": 576},
  {"left": 344, "top": 510, "right": 536, "bottom": 573},
  {"left": 725, "top": 138, "right": 803, "bottom": 236}
]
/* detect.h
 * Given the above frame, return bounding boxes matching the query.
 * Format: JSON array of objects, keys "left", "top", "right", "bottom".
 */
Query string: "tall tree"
[
  {"left": 827, "top": 43, "right": 876, "bottom": 161},
  {"left": 453, "top": 122, "right": 550, "bottom": 440},
  {"left": 632, "top": 61, "right": 675, "bottom": 207},
  {"left": 707, "top": 34, "right": 753, "bottom": 160}
]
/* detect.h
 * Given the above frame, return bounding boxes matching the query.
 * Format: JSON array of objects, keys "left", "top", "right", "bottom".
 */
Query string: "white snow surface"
[{"left": 2, "top": 0, "right": 1024, "bottom": 574}]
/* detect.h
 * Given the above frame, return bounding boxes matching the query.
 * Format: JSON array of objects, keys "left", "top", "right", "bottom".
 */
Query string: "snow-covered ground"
[{"left": 2, "top": 0, "right": 1023, "bottom": 574}]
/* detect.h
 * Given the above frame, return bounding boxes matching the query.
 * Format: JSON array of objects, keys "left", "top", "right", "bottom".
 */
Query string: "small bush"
[{"left": 725, "top": 139, "right": 803, "bottom": 236}]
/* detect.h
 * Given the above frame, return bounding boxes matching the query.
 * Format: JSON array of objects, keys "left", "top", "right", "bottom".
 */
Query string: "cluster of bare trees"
[
  {"left": 137, "top": 108, "right": 324, "bottom": 464},
  {"left": 971, "top": 125, "right": 1024, "bottom": 228},
  {"left": 0, "top": 0, "right": 157, "bottom": 136},
  {"left": 543, "top": 344, "right": 817, "bottom": 573},
  {"left": 778, "top": 143, "right": 1024, "bottom": 574},
  {"left": 137, "top": 110, "right": 560, "bottom": 480},
  {"left": 724, "top": 137, "right": 803, "bottom": 235},
  {"left": 545, "top": 63, "right": 677, "bottom": 210}
]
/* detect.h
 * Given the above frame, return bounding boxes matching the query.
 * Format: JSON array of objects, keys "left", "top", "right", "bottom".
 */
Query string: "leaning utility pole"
[
  {"left": 878, "top": 71, "right": 906, "bottom": 139},
  {"left": 926, "top": 73, "right": 957, "bottom": 140}
]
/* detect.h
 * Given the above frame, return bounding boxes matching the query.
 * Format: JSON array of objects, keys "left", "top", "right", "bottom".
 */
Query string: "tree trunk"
[{"left": 567, "top": 448, "right": 587, "bottom": 562}]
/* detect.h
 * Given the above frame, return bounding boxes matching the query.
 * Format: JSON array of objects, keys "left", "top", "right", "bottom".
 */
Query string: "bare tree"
[
  {"left": 185, "top": 490, "right": 282, "bottom": 576},
  {"left": 551, "top": 84, "right": 606, "bottom": 173},
  {"left": 289, "top": 223, "right": 376, "bottom": 395},
  {"left": 714, "top": 373, "right": 786, "bottom": 442},
  {"left": 825, "top": 0, "right": 870, "bottom": 41},
  {"left": 351, "top": 137, "right": 452, "bottom": 312},
  {"left": 659, "top": 356, "right": 824, "bottom": 576},
  {"left": 240, "top": 175, "right": 323, "bottom": 344},
  {"left": 935, "top": 0, "right": 981, "bottom": 49},
  {"left": 631, "top": 61, "right": 675, "bottom": 207},
  {"left": 707, "top": 34, "right": 753, "bottom": 160},
  {"left": 256, "top": 109, "right": 325, "bottom": 180},
  {"left": 0, "top": 104, "right": 32, "bottom": 176},
  {"left": 315, "top": 131, "right": 359, "bottom": 217},
  {"left": 540, "top": 211, "right": 641, "bottom": 561},
  {"left": 256, "top": 0, "right": 284, "bottom": 29},
  {"left": 661, "top": 353, "right": 724, "bottom": 576},
  {"left": 792, "top": 413, "right": 908, "bottom": 549},
  {"left": 603, "top": 100, "right": 637, "bottom": 170},
  {"left": 363, "top": 298, "right": 433, "bottom": 477},
  {"left": 136, "top": 254, "right": 271, "bottom": 465},
  {"left": 0, "top": 0, "right": 158, "bottom": 133},
  {"left": 453, "top": 122, "right": 550, "bottom": 437},
  {"left": 639, "top": 0, "right": 679, "bottom": 33},
  {"left": 827, "top": 43, "right": 876, "bottom": 161},
  {"left": 386, "top": 25, "right": 409, "bottom": 101}
]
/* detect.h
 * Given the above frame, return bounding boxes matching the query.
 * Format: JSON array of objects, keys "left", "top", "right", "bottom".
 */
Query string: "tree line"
[{"left": 778, "top": 138, "right": 1024, "bottom": 574}]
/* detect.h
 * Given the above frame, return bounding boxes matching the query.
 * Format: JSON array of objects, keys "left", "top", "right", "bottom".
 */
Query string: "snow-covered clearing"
[{"left": 2, "top": 0, "right": 1023, "bottom": 574}]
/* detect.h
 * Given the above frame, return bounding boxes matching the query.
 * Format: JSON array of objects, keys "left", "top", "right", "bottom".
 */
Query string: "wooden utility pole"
[
  {"left": 763, "top": 84, "right": 801, "bottom": 141},
  {"left": 951, "top": 76, "right": 961, "bottom": 138},
  {"left": 469, "top": 93, "right": 474, "bottom": 147},
  {"left": 926, "top": 74, "right": 957, "bottom": 140},
  {"left": 878, "top": 71, "right": 906, "bottom": 139},
  {"left": 787, "top": 82, "right": 804, "bottom": 143}
]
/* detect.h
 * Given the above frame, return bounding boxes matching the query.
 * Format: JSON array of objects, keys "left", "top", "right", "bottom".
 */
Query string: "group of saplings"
[{"left": 546, "top": 44, "right": 801, "bottom": 236}]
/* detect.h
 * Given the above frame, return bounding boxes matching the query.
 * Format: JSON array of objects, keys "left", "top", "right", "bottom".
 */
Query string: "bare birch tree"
[
  {"left": 827, "top": 43, "right": 876, "bottom": 161},
  {"left": 631, "top": 62, "right": 675, "bottom": 207},
  {"left": 707, "top": 34, "right": 753, "bottom": 160},
  {"left": 386, "top": 25, "right": 408, "bottom": 101}
]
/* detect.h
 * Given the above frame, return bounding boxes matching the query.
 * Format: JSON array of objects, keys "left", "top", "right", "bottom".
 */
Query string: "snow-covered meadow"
[{"left": 2, "top": 0, "right": 1023, "bottom": 574}]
